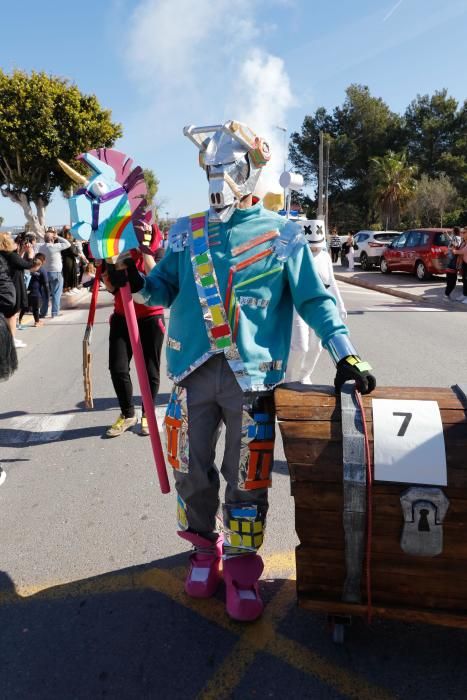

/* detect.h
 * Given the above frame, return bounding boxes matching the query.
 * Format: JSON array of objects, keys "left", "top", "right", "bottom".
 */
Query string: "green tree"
[
  {"left": 404, "top": 90, "right": 458, "bottom": 174},
  {"left": 404, "top": 90, "right": 467, "bottom": 205},
  {"left": 406, "top": 173, "right": 458, "bottom": 227},
  {"left": 0, "top": 70, "right": 122, "bottom": 235},
  {"left": 289, "top": 85, "right": 403, "bottom": 227},
  {"left": 0, "top": 215, "right": 3, "bottom": 228},
  {"left": 370, "top": 151, "right": 417, "bottom": 228},
  {"left": 143, "top": 168, "right": 159, "bottom": 217}
]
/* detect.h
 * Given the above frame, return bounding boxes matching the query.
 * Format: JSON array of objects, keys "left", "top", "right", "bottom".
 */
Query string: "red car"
[{"left": 380, "top": 228, "right": 452, "bottom": 280}]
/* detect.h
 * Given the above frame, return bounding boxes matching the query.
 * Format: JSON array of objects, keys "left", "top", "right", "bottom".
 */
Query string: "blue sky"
[{"left": 1, "top": 0, "right": 466, "bottom": 226}]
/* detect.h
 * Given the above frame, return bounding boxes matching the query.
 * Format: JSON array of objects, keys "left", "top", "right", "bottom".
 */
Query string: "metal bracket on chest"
[{"left": 400, "top": 487, "right": 449, "bottom": 557}]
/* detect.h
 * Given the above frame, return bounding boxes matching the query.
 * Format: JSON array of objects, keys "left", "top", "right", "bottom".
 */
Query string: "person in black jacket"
[
  {"left": 0, "top": 232, "right": 34, "bottom": 348},
  {"left": 18, "top": 257, "right": 49, "bottom": 327},
  {"left": 0, "top": 239, "right": 18, "bottom": 487},
  {"left": 0, "top": 238, "right": 16, "bottom": 320},
  {"left": 0, "top": 310, "right": 17, "bottom": 375},
  {"left": 61, "top": 228, "right": 80, "bottom": 293}
]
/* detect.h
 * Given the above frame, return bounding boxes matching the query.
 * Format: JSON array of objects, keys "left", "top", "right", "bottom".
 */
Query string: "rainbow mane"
[{"left": 72, "top": 148, "right": 152, "bottom": 259}]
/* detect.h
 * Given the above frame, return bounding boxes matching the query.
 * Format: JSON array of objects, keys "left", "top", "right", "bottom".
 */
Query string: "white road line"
[
  {"left": 0, "top": 414, "right": 74, "bottom": 445},
  {"left": 362, "top": 306, "right": 440, "bottom": 312}
]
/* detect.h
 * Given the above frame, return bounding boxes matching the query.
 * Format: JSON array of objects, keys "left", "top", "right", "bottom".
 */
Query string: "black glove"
[
  {"left": 107, "top": 258, "right": 145, "bottom": 293},
  {"left": 106, "top": 263, "right": 127, "bottom": 290},
  {"left": 334, "top": 355, "right": 376, "bottom": 395}
]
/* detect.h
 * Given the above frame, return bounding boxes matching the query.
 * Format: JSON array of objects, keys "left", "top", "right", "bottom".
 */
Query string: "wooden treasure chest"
[{"left": 275, "top": 383, "right": 467, "bottom": 636}]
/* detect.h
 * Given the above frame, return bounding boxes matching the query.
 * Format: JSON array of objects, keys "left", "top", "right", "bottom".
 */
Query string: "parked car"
[
  {"left": 353, "top": 230, "right": 400, "bottom": 270},
  {"left": 380, "top": 228, "right": 452, "bottom": 280}
]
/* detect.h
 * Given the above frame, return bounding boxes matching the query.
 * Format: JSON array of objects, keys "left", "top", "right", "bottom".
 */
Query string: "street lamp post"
[{"left": 275, "top": 125, "right": 287, "bottom": 211}]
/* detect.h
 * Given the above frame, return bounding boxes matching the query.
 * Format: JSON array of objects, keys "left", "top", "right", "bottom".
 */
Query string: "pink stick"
[{"left": 120, "top": 283, "right": 170, "bottom": 494}]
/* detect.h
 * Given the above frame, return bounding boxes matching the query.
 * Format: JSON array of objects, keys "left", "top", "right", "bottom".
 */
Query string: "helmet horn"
[{"left": 58, "top": 159, "right": 88, "bottom": 186}]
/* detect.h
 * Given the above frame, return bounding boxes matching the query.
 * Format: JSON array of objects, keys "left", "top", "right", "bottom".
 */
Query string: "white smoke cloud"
[
  {"left": 125, "top": 0, "right": 296, "bottom": 209},
  {"left": 127, "top": 0, "right": 257, "bottom": 87},
  {"left": 229, "top": 49, "right": 296, "bottom": 197}
]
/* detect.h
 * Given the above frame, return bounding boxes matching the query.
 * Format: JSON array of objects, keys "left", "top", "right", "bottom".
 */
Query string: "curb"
[
  {"left": 334, "top": 273, "right": 463, "bottom": 309},
  {"left": 60, "top": 289, "right": 90, "bottom": 310}
]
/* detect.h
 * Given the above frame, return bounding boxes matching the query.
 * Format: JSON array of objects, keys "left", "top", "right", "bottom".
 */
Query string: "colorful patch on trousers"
[
  {"left": 222, "top": 503, "right": 267, "bottom": 555},
  {"left": 164, "top": 385, "right": 189, "bottom": 473},
  {"left": 177, "top": 494, "right": 189, "bottom": 531},
  {"left": 239, "top": 393, "right": 276, "bottom": 490}
]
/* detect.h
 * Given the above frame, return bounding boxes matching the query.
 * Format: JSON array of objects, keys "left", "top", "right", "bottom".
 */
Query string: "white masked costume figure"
[
  {"left": 285, "top": 221, "right": 347, "bottom": 384},
  {"left": 120, "top": 121, "right": 375, "bottom": 621}
]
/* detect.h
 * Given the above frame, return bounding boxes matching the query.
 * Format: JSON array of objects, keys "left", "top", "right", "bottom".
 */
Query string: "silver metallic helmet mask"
[{"left": 184, "top": 121, "right": 271, "bottom": 223}]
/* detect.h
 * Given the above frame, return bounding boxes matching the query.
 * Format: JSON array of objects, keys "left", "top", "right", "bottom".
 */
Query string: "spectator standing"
[
  {"left": 18, "top": 257, "right": 49, "bottom": 327},
  {"left": 82, "top": 240, "right": 93, "bottom": 263},
  {"left": 74, "top": 237, "right": 88, "bottom": 287},
  {"left": 452, "top": 228, "right": 467, "bottom": 304},
  {"left": 0, "top": 245, "right": 19, "bottom": 485},
  {"left": 444, "top": 228, "right": 462, "bottom": 301},
  {"left": 451, "top": 226, "right": 462, "bottom": 248},
  {"left": 61, "top": 228, "right": 80, "bottom": 294},
  {"left": 38, "top": 228, "right": 71, "bottom": 317},
  {"left": 0, "top": 311, "right": 17, "bottom": 382},
  {"left": 0, "top": 235, "right": 17, "bottom": 348},
  {"left": 329, "top": 228, "right": 341, "bottom": 263},
  {"left": 342, "top": 233, "right": 355, "bottom": 271},
  {"left": 0, "top": 233, "right": 34, "bottom": 348}
]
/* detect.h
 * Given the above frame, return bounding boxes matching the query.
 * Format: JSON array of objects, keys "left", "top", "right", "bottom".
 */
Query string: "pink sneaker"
[
  {"left": 223, "top": 554, "right": 264, "bottom": 622},
  {"left": 178, "top": 531, "right": 223, "bottom": 598}
]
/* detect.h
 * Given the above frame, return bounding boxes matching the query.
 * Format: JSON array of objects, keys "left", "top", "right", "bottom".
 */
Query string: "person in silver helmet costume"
[{"left": 114, "top": 120, "right": 376, "bottom": 621}]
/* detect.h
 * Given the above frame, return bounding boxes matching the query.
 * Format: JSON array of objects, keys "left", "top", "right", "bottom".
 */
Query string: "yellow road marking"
[
  {"left": 262, "top": 550, "right": 296, "bottom": 579},
  {"left": 197, "top": 578, "right": 394, "bottom": 700},
  {"left": 198, "top": 577, "right": 296, "bottom": 700},
  {"left": 0, "top": 555, "right": 395, "bottom": 700}
]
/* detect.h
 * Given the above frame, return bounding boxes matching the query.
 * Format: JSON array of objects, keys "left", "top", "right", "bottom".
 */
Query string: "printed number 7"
[{"left": 393, "top": 412, "right": 412, "bottom": 437}]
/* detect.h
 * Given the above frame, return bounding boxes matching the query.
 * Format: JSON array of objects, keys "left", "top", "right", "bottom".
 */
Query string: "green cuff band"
[{"left": 355, "top": 361, "right": 372, "bottom": 372}]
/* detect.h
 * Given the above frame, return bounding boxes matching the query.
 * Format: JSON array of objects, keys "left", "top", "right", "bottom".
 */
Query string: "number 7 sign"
[{"left": 372, "top": 399, "right": 447, "bottom": 485}]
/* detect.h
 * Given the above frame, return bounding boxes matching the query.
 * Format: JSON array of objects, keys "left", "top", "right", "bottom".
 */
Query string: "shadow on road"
[
  {"left": 2, "top": 553, "right": 467, "bottom": 700},
  {"left": 0, "top": 557, "right": 287, "bottom": 699}
]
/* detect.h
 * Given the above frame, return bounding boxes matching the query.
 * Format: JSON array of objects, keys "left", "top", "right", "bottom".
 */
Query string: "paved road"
[{"left": 1, "top": 284, "right": 467, "bottom": 699}]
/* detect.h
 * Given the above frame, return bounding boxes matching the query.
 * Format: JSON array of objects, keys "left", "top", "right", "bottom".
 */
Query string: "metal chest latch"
[{"left": 400, "top": 487, "right": 449, "bottom": 557}]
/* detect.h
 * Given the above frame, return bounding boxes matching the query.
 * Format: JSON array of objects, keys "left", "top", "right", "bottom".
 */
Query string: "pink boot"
[
  {"left": 223, "top": 554, "right": 264, "bottom": 622},
  {"left": 178, "top": 531, "right": 223, "bottom": 598}
]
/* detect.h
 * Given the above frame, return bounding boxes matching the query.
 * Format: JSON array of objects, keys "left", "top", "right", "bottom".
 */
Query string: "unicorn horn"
[{"left": 58, "top": 159, "right": 88, "bottom": 185}]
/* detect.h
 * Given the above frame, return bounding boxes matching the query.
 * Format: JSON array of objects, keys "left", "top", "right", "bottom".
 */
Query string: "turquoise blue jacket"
[{"left": 135, "top": 202, "right": 348, "bottom": 390}]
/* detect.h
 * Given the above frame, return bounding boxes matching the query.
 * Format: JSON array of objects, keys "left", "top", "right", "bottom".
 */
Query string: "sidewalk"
[{"left": 334, "top": 266, "right": 467, "bottom": 310}]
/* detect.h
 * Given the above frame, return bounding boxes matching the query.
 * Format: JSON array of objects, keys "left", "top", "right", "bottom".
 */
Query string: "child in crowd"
[
  {"left": 18, "top": 257, "right": 49, "bottom": 327},
  {"left": 81, "top": 262, "right": 97, "bottom": 289}
]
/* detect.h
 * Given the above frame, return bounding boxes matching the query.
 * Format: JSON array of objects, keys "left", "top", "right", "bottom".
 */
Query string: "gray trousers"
[{"left": 174, "top": 354, "right": 272, "bottom": 547}]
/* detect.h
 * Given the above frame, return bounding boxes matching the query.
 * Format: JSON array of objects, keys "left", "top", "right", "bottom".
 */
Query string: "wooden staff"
[{"left": 83, "top": 265, "right": 102, "bottom": 409}]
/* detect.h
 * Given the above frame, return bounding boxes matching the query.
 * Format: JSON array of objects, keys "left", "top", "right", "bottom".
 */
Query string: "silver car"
[{"left": 353, "top": 230, "right": 400, "bottom": 270}]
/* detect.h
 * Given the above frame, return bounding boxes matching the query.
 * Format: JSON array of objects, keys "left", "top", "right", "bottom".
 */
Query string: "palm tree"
[{"left": 370, "top": 152, "right": 417, "bottom": 229}]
